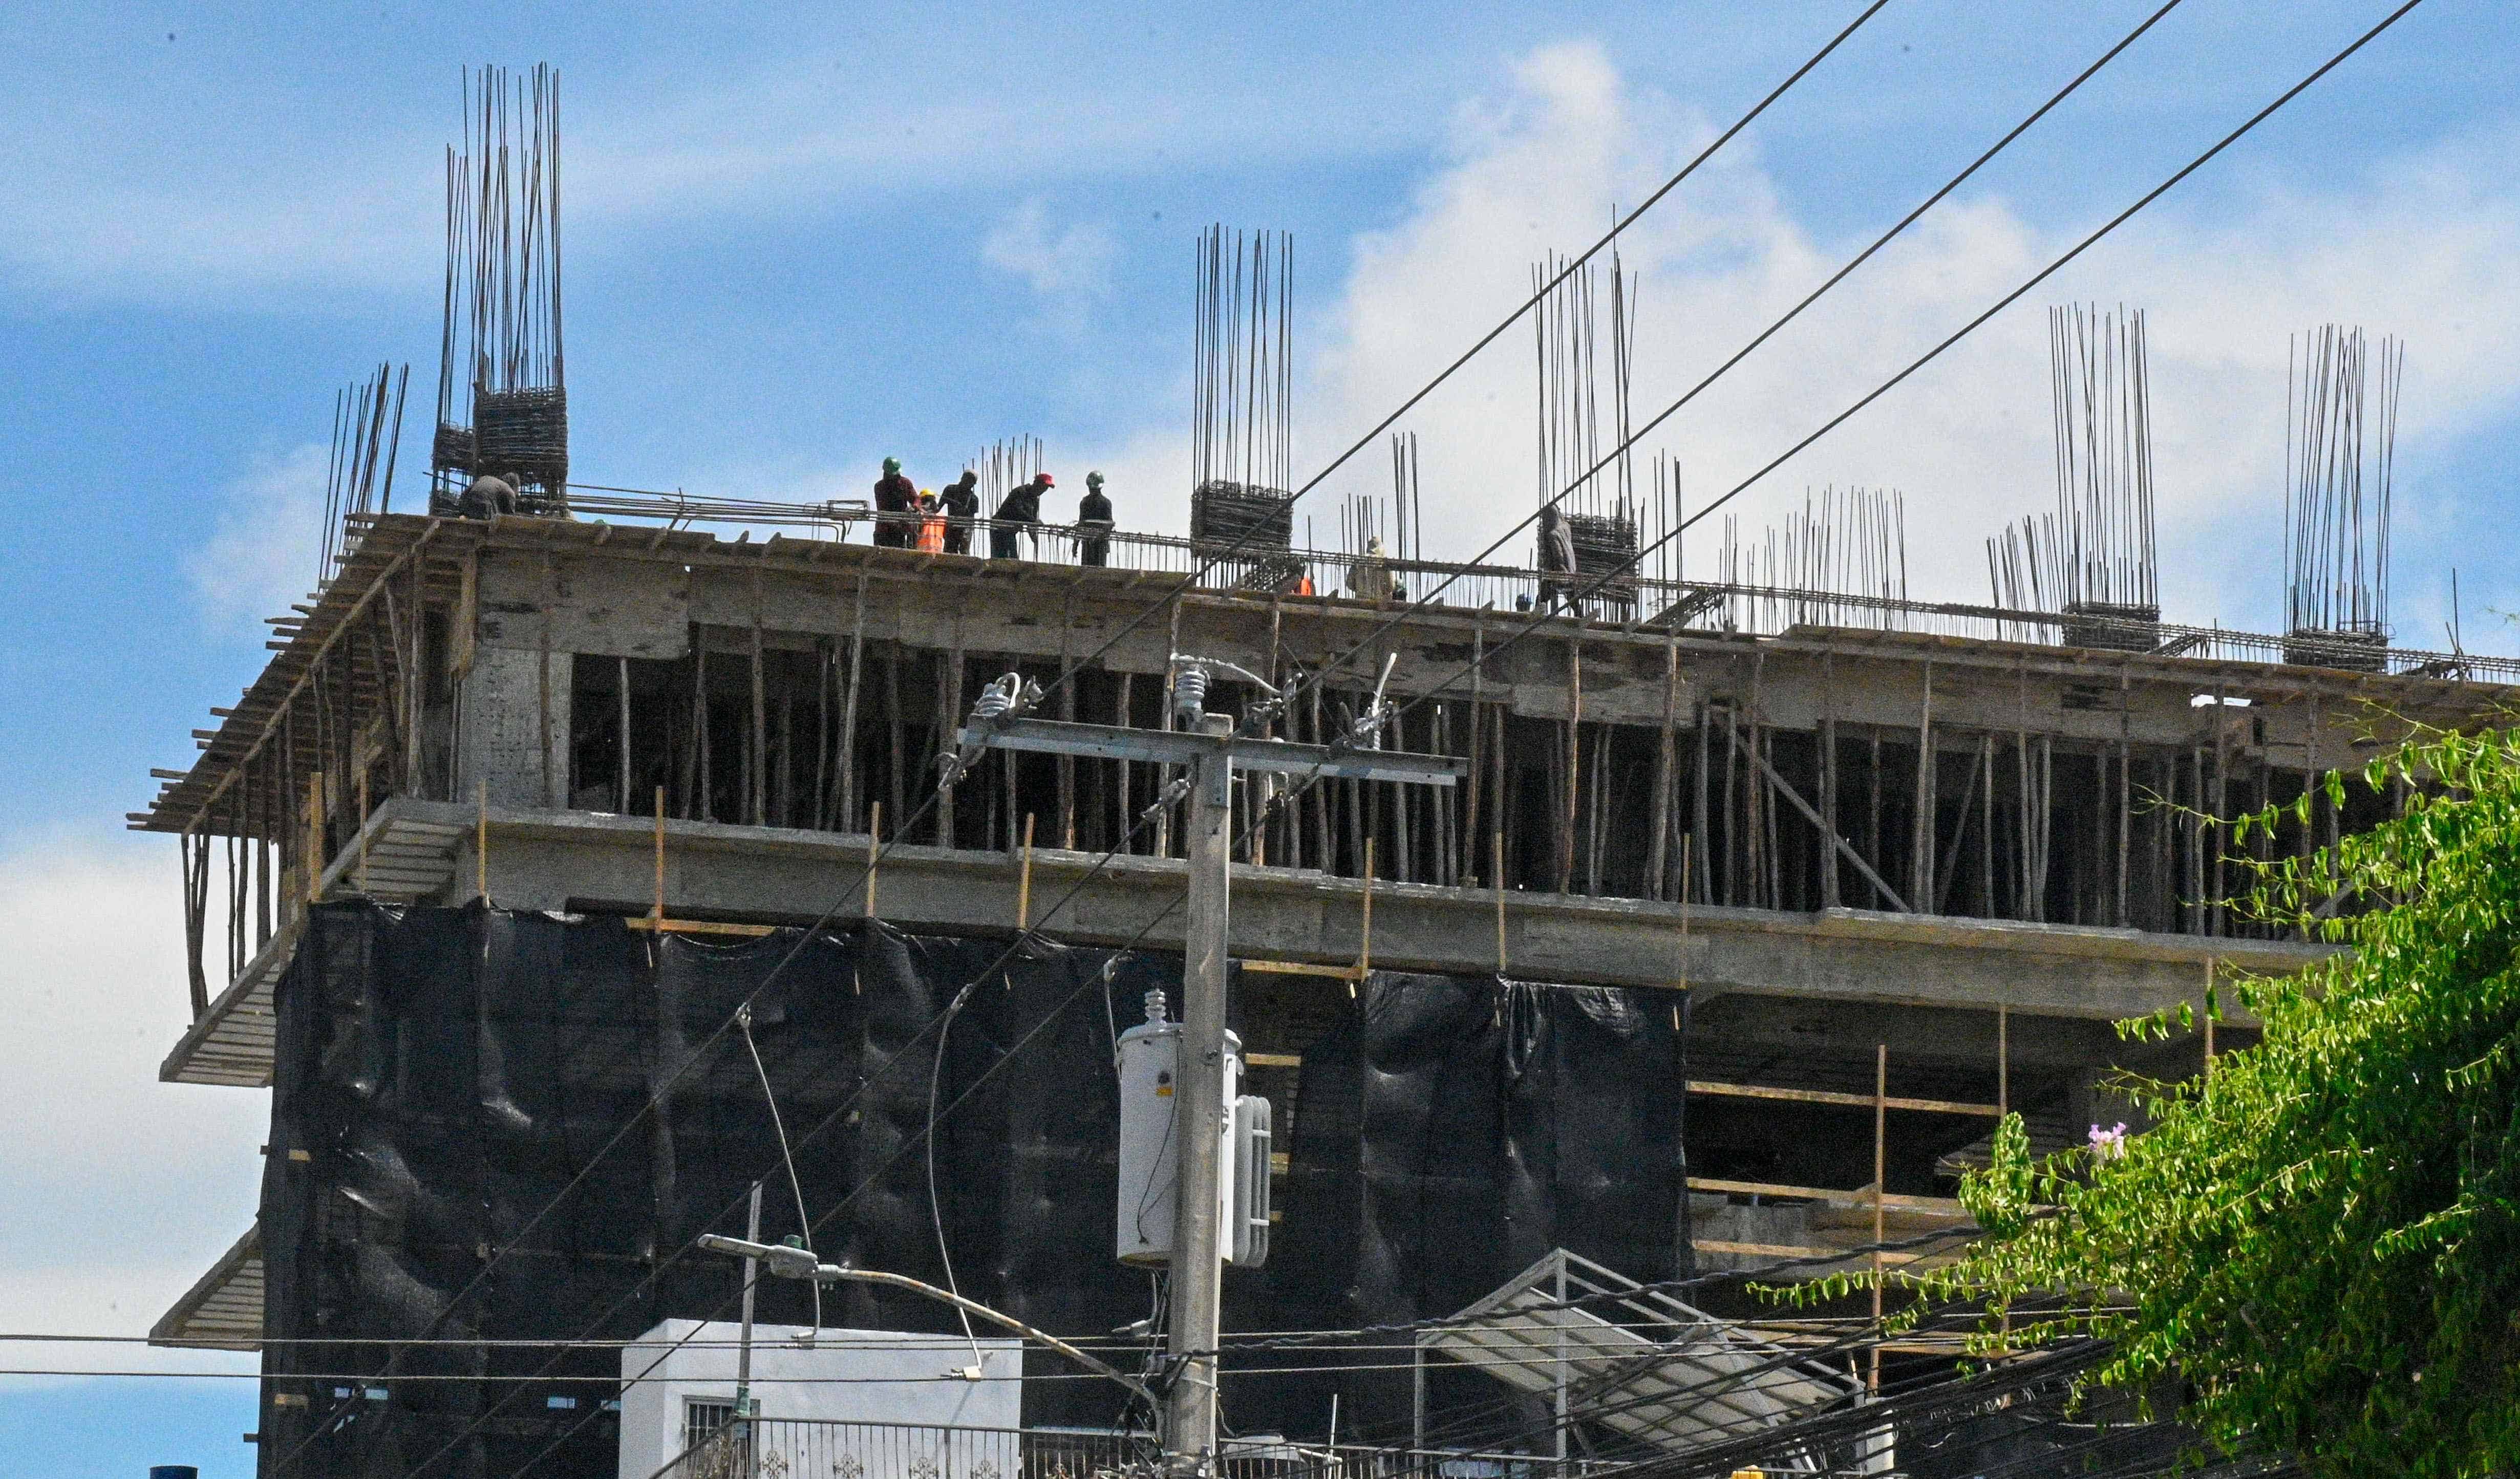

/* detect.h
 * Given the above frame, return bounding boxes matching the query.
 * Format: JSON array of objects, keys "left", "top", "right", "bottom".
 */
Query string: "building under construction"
[{"left": 130, "top": 65, "right": 2502, "bottom": 1479}]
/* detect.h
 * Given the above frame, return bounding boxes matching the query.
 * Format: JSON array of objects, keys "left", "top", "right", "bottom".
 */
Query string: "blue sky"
[{"left": 3, "top": 4, "right": 2516, "bottom": 1472}]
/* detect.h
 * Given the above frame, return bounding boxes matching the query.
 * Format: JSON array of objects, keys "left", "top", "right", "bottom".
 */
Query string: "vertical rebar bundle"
[
  {"left": 433, "top": 63, "right": 566, "bottom": 504},
  {"left": 1719, "top": 486, "right": 1909, "bottom": 632},
  {"left": 1190, "top": 226, "right": 1294, "bottom": 548},
  {"left": 2283, "top": 324, "right": 2401, "bottom": 645},
  {"left": 1985, "top": 306, "right": 2161, "bottom": 647},
  {"left": 1532, "top": 246, "right": 1641, "bottom": 614},
  {"left": 321, "top": 363, "right": 409, "bottom": 583},
  {"left": 970, "top": 436, "right": 1044, "bottom": 512}
]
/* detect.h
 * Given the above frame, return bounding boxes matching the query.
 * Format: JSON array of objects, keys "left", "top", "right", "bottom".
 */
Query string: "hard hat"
[
  {"left": 883, "top": 456, "right": 902, "bottom": 473},
  {"left": 1040, "top": 473, "right": 1056, "bottom": 487},
  {"left": 1086, "top": 470, "right": 1104, "bottom": 488}
]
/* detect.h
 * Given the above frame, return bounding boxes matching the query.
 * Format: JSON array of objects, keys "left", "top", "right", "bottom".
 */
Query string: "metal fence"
[{"left": 648, "top": 1419, "right": 1608, "bottom": 1479}]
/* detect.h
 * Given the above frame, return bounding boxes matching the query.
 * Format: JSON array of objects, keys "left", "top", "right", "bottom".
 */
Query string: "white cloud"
[
  {"left": 0, "top": 831, "right": 266, "bottom": 1371},
  {"left": 983, "top": 199, "right": 1117, "bottom": 332},
  {"left": 1299, "top": 42, "right": 2520, "bottom": 637},
  {"left": 187, "top": 443, "right": 329, "bottom": 634}
]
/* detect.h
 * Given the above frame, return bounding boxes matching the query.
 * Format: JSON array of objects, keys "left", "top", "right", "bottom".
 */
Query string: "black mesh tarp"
[{"left": 257, "top": 904, "right": 1680, "bottom": 1476}]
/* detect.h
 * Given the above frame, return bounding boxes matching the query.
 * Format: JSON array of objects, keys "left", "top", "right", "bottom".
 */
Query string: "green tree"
[{"left": 1908, "top": 724, "right": 2520, "bottom": 1477}]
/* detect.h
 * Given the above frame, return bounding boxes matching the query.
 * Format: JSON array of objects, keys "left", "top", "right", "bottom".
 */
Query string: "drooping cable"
[{"left": 738, "top": 1003, "right": 821, "bottom": 1336}]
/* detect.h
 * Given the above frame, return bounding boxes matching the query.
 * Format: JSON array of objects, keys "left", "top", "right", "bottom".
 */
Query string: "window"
[
  {"left": 684, "top": 1399, "right": 737, "bottom": 1447},
  {"left": 683, "top": 1397, "right": 754, "bottom": 1467}
]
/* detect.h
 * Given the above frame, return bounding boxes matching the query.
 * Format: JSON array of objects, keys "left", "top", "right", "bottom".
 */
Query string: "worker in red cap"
[{"left": 991, "top": 471, "right": 1051, "bottom": 561}]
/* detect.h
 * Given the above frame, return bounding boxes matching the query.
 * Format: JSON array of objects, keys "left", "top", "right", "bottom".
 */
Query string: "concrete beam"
[{"left": 434, "top": 799, "right": 2320, "bottom": 1025}]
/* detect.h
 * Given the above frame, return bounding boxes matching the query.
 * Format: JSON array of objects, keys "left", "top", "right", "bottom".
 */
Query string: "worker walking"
[
  {"left": 992, "top": 472, "right": 1051, "bottom": 561},
  {"left": 1075, "top": 471, "right": 1115, "bottom": 567},
  {"left": 1537, "top": 504, "right": 1580, "bottom": 614},
  {"left": 872, "top": 456, "right": 917, "bottom": 548},
  {"left": 939, "top": 469, "right": 981, "bottom": 556}
]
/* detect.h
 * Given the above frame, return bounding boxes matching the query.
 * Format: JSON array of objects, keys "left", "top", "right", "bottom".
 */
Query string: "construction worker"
[
  {"left": 458, "top": 472, "right": 519, "bottom": 520},
  {"left": 915, "top": 491, "right": 947, "bottom": 554},
  {"left": 1075, "top": 471, "right": 1115, "bottom": 567},
  {"left": 872, "top": 456, "right": 917, "bottom": 548},
  {"left": 939, "top": 469, "right": 981, "bottom": 556},
  {"left": 1350, "top": 535, "right": 1394, "bottom": 603},
  {"left": 1537, "top": 504, "right": 1580, "bottom": 614},
  {"left": 991, "top": 472, "right": 1050, "bottom": 561}
]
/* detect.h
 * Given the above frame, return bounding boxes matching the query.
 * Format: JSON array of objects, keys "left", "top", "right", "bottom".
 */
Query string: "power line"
[
  {"left": 1263, "top": 0, "right": 2431, "bottom": 840},
  {"left": 1237, "top": 0, "right": 2191, "bottom": 738},
  {"left": 297, "top": 15, "right": 1888, "bottom": 1439}
]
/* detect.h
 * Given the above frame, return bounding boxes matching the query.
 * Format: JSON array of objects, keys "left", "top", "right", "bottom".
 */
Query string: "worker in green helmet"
[
  {"left": 1076, "top": 470, "right": 1115, "bottom": 567},
  {"left": 872, "top": 456, "right": 917, "bottom": 548}
]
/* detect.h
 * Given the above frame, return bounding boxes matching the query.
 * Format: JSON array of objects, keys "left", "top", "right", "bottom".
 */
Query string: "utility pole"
[
  {"left": 736, "top": 1182, "right": 762, "bottom": 1470},
  {"left": 1171, "top": 713, "right": 1235, "bottom": 1469},
  {"left": 695, "top": 1182, "right": 767, "bottom": 1475},
  {"left": 957, "top": 664, "right": 1462, "bottom": 1476}
]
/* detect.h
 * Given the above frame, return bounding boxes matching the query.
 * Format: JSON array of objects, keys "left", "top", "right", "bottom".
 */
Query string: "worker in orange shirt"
[{"left": 915, "top": 491, "right": 947, "bottom": 554}]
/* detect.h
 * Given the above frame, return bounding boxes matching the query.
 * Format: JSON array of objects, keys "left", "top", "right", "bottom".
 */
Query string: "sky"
[{"left": 2, "top": 3, "right": 2516, "bottom": 1471}]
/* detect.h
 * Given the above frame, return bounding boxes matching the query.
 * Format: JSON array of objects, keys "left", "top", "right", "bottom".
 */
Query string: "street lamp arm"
[{"left": 816, "top": 1266, "right": 1160, "bottom": 1411}]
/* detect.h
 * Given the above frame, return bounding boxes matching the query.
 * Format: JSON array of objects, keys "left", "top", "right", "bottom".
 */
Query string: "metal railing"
[
  {"left": 648, "top": 1419, "right": 1614, "bottom": 1479},
  {"left": 355, "top": 486, "right": 2520, "bottom": 683}
]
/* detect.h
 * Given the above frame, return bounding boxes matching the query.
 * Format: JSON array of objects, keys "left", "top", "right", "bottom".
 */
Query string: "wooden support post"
[
  {"left": 2203, "top": 956, "right": 2216, "bottom": 1076},
  {"left": 1997, "top": 1003, "right": 2009, "bottom": 1118},
  {"left": 1747, "top": 742, "right": 1913, "bottom": 913},
  {"left": 1157, "top": 598, "right": 1182, "bottom": 858},
  {"left": 356, "top": 767, "right": 370, "bottom": 895},
  {"left": 1059, "top": 591, "right": 1079, "bottom": 850},
  {"left": 1018, "top": 812, "right": 1036, "bottom": 931},
  {"left": 307, "top": 772, "right": 327, "bottom": 906},
  {"left": 1116, "top": 672, "right": 1135, "bottom": 856},
  {"left": 1913, "top": 661, "right": 1934, "bottom": 908},
  {"left": 749, "top": 574, "right": 768, "bottom": 826},
  {"left": 866, "top": 801, "right": 883, "bottom": 919},
  {"left": 653, "top": 785, "right": 667, "bottom": 926},
  {"left": 886, "top": 648, "right": 905, "bottom": 829},
  {"left": 1693, "top": 700, "right": 1712, "bottom": 905},
  {"left": 840, "top": 573, "right": 867, "bottom": 830},
  {"left": 1466, "top": 615, "right": 1485, "bottom": 881},
  {"left": 1493, "top": 830, "right": 1508, "bottom": 976},
  {"left": 618, "top": 655, "right": 634, "bottom": 816},
  {"left": 539, "top": 552, "right": 556, "bottom": 808},
  {"left": 2118, "top": 669, "right": 2133, "bottom": 927},
  {"left": 1871, "top": 1041, "right": 1887, "bottom": 1393},
  {"left": 1651, "top": 629, "right": 1678, "bottom": 899},
  {"left": 1360, "top": 838, "right": 1375, "bottom": 984},
  {"left": 1558, "top": 637, "right": 1581, "bottom": 894},
  {"left": 1819, "top": 657, "right": 1839, "bottom": 909},
  {"left": 2211, "top": 681, "right": 2229, "bottom": 936},
  {"left": 474, "top": 778, "right": 487, "bottom": 905}
]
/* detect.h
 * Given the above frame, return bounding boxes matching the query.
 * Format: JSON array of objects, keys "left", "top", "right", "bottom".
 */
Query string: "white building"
[{"left": 618, "top": 1321, "right": 1022, "bottom": 1479}]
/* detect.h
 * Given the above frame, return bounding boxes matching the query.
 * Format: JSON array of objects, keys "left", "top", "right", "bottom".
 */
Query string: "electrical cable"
[
  {"left": 295, "top": 11, "right": 1887, "bottom": 1442},
  {"left": 935, "top": 0, "right": 1891, "bottom": 733},
  {"left": 927, "top": 974, "right": 993, "bottom": 1369},
  {"left": 738, "top": 1003, "right": 822, "bottom": 1336},
  {"left": 1228, "top": 0, "right": 2190, "bottom": 744},
  {"left": 305, "top": 6, "right": 2421, "bottom": 1465},
  {"left": 1242, "top": 0, "right": 2430, "bottom": 868},
  {"left": 386, "top": 783, "right": 1193, "bottom": 1477}
]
